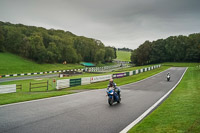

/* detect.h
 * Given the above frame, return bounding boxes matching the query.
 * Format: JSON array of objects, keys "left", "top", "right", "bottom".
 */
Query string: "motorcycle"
[
  {"left": 167, "top": 75, "right": 170, "bottom": 81},
  {"left": 106, "top": 87, "right": 121, "bottom": 106}
]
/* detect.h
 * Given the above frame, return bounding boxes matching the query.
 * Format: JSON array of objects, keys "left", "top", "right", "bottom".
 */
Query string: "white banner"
[
  {"left": 135, "top": 69, "right": 138, "bottom": 74},
  {"left": 81, "top": 77, "right": 91, "bottom": 85},
  {"left": 140, "top": 69, "right": 143, "bottom": 73},
  {"left": 0, "top": 84, "right": 16, "bottom": 94},
  {"left": 129, "top": 71, "right": 133, "bottom": 76},
  {"left": 91, "top": 75, "right": 112, "bottom": 83},
  {"left": 56, "top": 79, "right": 70, "bottom": 90}
]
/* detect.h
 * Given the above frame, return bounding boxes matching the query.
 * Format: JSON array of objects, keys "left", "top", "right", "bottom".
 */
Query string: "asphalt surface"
[
  {"left": 0, "top": 74, "right": 59, "bottom": 83},
  {"left": 0, "top": 67, "right": 187, "bottom": 133}
]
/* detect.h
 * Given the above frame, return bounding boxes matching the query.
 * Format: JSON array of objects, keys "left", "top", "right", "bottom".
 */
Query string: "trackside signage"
[
  {"left": 56, "top": 79, "right": 70, "bottom": 90},
  {"left": 113, "top": 73, "right": 126, "bottom": 78},
  {"left": 0, "top": 84, "right": 16, "bottom": 94},
  {"left": 91, "top": 75, "right": 112, "bottom": 83},
  {"left": 81, "top": 77, "right": 91, "bottom": 85}
]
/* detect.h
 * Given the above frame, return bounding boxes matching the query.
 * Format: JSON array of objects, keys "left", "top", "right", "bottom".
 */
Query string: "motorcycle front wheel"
[{"left": 108, "top": 97, "right": 113, "bottom": 106}]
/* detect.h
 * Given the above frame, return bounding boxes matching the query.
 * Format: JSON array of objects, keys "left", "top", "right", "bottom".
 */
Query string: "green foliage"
[
  {"left": 0, "top": 21, "right": 116, "bottom": 64},
  {"left": 129, "top": 67, "right": 200, "bottom": 133},
  {"left": 131, "top": 34, "right": 200, "bottom": 65}
]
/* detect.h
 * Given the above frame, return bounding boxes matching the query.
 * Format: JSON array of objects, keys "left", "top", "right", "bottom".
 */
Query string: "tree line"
[
  {"left": 118, "top": 47, "right": 132, "bottom": 52},
  {"left": 131, "top": 33, "right": 200, "bottom": 65},
  {"left": 0, "top": 21, "right": 116, "bottom": 64}
]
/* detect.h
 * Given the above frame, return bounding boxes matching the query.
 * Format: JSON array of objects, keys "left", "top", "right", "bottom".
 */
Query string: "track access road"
[{"left": 0, "top": 67, "right": 187, "bottom": 133}]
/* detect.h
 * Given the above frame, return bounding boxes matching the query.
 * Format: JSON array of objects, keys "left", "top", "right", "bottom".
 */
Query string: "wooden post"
[
  {"left": 47, "top": 80, "right": 49, "bottom": 91},
  {"left": 29, "top": 82, "right": 31, "bottom": 92}
]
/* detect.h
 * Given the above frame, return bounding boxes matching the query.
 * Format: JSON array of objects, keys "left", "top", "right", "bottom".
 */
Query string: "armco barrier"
[
  {"left": 133, "top": 70, "right": 136, "bottom": 75},
  {"left": 0, "top": 84, "right": 16, "bottom": 94},
  {"left": 129, "top": 71, "right": 133, "bottom": 76},
  {"left": 70, "top": 78, "right": 81, "bottom": 87},
  {"left": 56, "top": 79, "right": 70, "bottom": 90},
  {"left": 56, "top": 64, "right": 161, "bottom": 89},
  {"left": 81, "top": 77, "right": 91, "bottom": 85},
  {"left": 91, "top": 75, "right": 112, "bottom": 83},
  {"left": 126, "top": 72, "right": 130, "bottom": 76},
  {"left": 113, "top": 73, "right": 126, "bottom": 78}
]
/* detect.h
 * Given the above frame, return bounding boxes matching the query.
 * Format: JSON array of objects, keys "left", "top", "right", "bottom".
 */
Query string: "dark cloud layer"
[{"left": 0, "top": 0, "right": 200, "bottom": 49}]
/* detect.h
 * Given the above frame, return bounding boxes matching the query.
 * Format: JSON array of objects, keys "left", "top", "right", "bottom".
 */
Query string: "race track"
[{"left": 0, "top": 67, "right": 187, "bottom": 133}]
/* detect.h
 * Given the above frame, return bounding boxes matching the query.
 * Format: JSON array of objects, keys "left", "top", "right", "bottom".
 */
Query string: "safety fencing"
[
  {"left": 0, "top": 64, "right": 126, "bottom": 78},
  {"left": 29, "top": 81, "right": 49, "bottom": 92},
  {"left": 0, "top": 84, "right": 16, "bottom": 94},
  {"left": 56, "top": 64, "right": 161, "bottom": 90}
]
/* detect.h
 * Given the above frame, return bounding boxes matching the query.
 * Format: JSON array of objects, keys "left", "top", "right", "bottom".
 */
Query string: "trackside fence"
[
  {"left": 16, "top": 84, "right": 22, "bottom": 91},
  {"left": 56, "top": 64, "right": 161, "bottom": 90},
  {"left": 29, "top": 81, "right": 49, "bottom": 92}
]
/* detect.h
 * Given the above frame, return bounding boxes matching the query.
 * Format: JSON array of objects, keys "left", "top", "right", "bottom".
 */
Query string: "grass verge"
[
  {"left": 0, "top": 66, "right": 169, "bottom": 105},
  {"left": 0, "top": 52, "right": 84, "bottom": 75},
  {"left": 129, "top": 67, "right": 200, "bottom": 133},
  {"left": 116, "top": 50, "right": 131, "bottom": 62}
]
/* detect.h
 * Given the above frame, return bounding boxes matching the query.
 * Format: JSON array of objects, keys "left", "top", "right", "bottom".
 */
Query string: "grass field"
[
  {"left": 0, "top": 66, "right": 169, "bottom": 105},
  {"left": 116, "top": 50, "right": 131, "bottom": 62},
  {"left": 0, "top": 52, "right": 85, "bottom": 75},
  {"left": 129, "top": 64, "right": 200, "bottom": 133}
]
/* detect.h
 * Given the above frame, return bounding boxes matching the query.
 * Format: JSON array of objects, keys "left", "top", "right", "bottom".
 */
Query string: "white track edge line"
[
  {"left": 0, "top": 67, "right": 167, "bottom": 108},
  {"left": 119, "top": 67, "right": 188, "bottom": 133}
]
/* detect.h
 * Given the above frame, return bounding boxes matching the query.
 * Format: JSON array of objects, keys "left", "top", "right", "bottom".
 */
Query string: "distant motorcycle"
[
  {"left": 106, "top": 87, "right": 121, "bottom": 106},
  {"left": 167, "top": 75, "right": 170, "bottom": 81}
]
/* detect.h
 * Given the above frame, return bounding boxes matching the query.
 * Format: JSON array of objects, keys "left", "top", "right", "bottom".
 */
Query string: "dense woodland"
[
  {"left": 0, "top": 21, "right": 116, "bottom": 64},
  {"left": 118, "top": 47, "right": 132, "bottom": 52},
  {"left": 131, "top": 33, "right": 200, "bottom": 65}
]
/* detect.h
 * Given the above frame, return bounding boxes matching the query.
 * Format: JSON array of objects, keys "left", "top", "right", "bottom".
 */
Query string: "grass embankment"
[
  {"left": 162, "top": 62, "right": 200, "bottom": 67},
  {"left": 129, "top": 65, "right": 200, "bottom": 133},
  {"left": 0, "top": 52, "right": 84, "bottom": 75},
  {"left": 116, "top": 50, "right": 131, "bottom": 62},
  {"left": 0, "top": 66, "right": 169, "bottom": 105}
]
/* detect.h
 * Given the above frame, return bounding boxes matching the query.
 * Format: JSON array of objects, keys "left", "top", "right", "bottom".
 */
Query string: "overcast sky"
[{"left": 0, "top": 0, "right": 200, "bottom": 49}]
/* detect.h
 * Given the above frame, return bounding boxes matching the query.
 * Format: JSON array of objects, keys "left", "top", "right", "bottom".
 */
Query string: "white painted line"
[{"left": 120, "top": 67, "right": 188, "bottom": 133}]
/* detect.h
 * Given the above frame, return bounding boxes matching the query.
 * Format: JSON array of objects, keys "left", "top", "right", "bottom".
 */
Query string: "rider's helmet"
[{"left": 109, "top": 78, "right": 114, "bottom": 87}]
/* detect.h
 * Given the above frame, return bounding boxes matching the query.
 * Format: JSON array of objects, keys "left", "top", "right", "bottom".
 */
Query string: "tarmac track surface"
[{"left": 0, "top": 67, "right": 187, "bottom": 133}]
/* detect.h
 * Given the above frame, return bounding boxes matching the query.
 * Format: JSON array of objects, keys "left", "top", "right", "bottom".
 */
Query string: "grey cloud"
[{"left": 0, "top": 0, "right": 200, "bottom": 49}]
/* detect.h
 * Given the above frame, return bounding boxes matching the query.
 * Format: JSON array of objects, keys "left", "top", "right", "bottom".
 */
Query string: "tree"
[{"left": 0, "top": 26, "right": 5, "bottom": 52}]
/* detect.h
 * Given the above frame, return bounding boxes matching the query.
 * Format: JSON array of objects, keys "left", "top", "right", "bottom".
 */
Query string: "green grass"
[
  {"left": 0, "top": 52, "right": 84, "bottom": 75},
  {"left": 129, "top": 66, "right": 200, "bottom": 133},
  {"left": 116, "top": 50, "right": 131, "bottom": 61},
  {"left": 162, "top": 62, "right": 200, "bottom": 67},
  {"left": 0, "top": 66, "right": 169, "bottom": 105}
]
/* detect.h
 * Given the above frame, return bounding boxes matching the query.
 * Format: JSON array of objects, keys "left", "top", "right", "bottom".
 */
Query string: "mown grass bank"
[
  {"left": 0, "top": 66, "right": 169, "bottom": 105},
  {"left": 129, "top": 66, "right": 200, "bottom": 133},
  {"left": 116, "top": 50, "right": 131, "bottom": 61},
  {"left": 0, "top": 53, "right": 84, "bottom": 75}
]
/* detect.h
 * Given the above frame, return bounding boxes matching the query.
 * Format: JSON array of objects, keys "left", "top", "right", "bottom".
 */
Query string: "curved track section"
[{"left": 0, "top": 67, "right": 187, "bottom": 133}]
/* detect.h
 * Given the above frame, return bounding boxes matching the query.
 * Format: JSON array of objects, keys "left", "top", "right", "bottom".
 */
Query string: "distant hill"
[
  {"left": 0, "top": 52, "right": 84, "bottom": 75},
  {"left": 0, "top": 21, "right": 116, "bottom": 64},
  {"left": 116, "top": 50, "right": 131, "bottom": 62}
]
